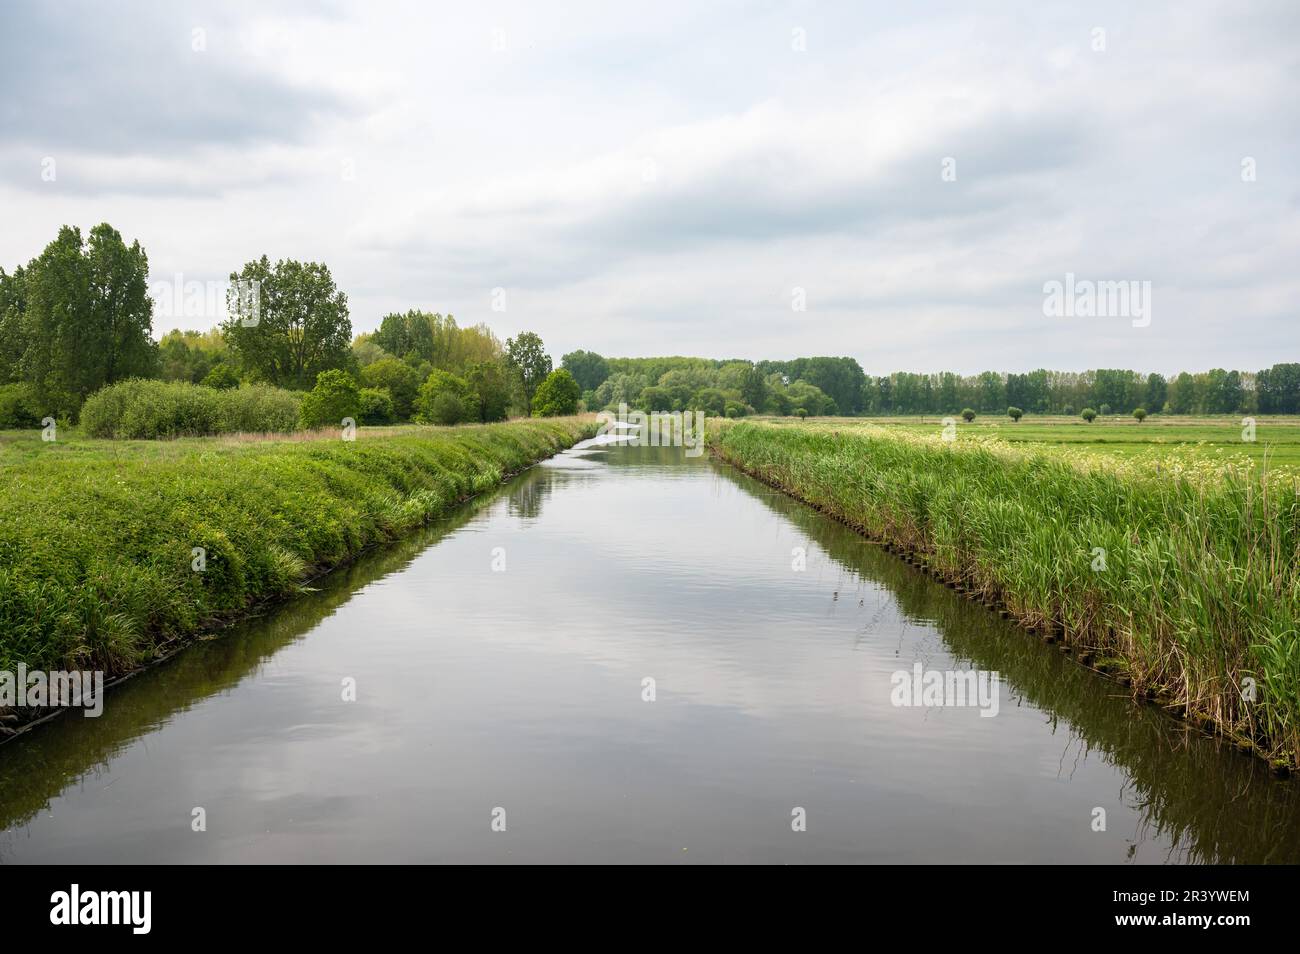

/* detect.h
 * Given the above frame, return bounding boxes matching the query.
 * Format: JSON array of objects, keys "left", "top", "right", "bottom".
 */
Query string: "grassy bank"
[
  {"left": 0, "top": 417, "right": 597, "bottom": 680},
  {"left": 712, "top": 420, "right": 1300, "bottom": 768}
]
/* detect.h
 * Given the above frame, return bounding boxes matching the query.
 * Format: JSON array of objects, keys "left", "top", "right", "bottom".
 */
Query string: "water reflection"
[{"left": 1, "top": 440, "right": 1296, "bottom": 863}]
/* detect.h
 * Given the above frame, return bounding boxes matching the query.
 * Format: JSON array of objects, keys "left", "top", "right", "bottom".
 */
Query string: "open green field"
[
  {"left": 759, "top": 414, "right": 1300, "bottom": 470},
  {"left": 0, "top": 417, "right": 597, "bottom": 684}
]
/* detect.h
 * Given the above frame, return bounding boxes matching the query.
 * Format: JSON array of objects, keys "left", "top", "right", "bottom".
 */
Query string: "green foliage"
[
  {"left": 504, "top": 331, "right": 552, "bottom": 405},
  {"left": 350, "top": 335, "right": 390, "bottom": 369},
  {"left": 299, "top": 369, "right": 361, "bottom": 429},
  {"left": 0, "top": 382, "right": 42, "bottom": 428},
  {"left": 1081, "top": 407, "right": 1097, "bottom": 422},
  {"left": 158, "top": 329, "right": 228, "bottom": 384},
  {"left": 690, "top": 387, "right": 727, "bottom": 417},
  {"left": 1007, "top": 406, "right": 1023, "bottom": 422},
  {"left": 560, "top": 350, "right": 610, "bottom": 392},
  {"left": 13, "top": 224, "right": 156, "bottom": 417},
  {"left": 530, "top": 368, "right": 581, "bottom": 417},
  {"left": 414, "top": 369, "right": 474, "bottom": 425},
  {"left": 639, "top": 385, "right": 672, "bottom": 411},
  {"left": 464, "top": 360, "right": 512, "bottom": 423},
  {"left": 201, "top": 363, "right": 241, "bottom": 390},
  {"left": 358, "top": 387, "right": 396, "bottom": 425},
  {"left": 360, "top": 357, "right": 421, "bottom": 420},
  {"left": 221, "top": 256, "right": 352, "bottom": 389},
  {"left": 1133, "top": 407, "right": 1148, "bottom": 422},
  {"left": 961, "top": 408, "right": 976, "bottom": 422},
  {"left": 758, "top": 357, "right": 865, "bottom": 413},
  {"left": 0, "top": 419, "right": 596, "bottom": 677},
  {"left": 80, "top": 379, "right": 301, "bottom": 438}
]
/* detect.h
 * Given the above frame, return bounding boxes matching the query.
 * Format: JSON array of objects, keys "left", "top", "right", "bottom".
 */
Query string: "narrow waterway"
[{"left": 2, "top": 438, "right": 1297, "bottom": 863}]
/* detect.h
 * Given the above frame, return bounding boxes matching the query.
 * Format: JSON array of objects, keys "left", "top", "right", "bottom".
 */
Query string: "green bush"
[
  {"left": 358, "top": 387, "right": 396, "bottom": 425},
  {"left": 1007, "top": 406, "right": 1023, "bottom": 422},
  {"left": 0, "top": 382, "right": 43, "bottom": 429},
  {"left": 80, "top": 379, "right": 301, "bottom": 438},
  {"left": 1081, "top": 407, "right": 1097, "bottom": 423},
  {"left": 961, "top": 408, "right": 976, "bottom": 422},
  {"left": 360, "top": 358, "right": 421, "bottom": 420},
  {"left": 531, "top": 369, "right": 581, "bottom": 417},
  {"left": 300, "top": 370, "right": 361, "bottom": 429},
  {"left": 414, "top": 370, "right": 474, "bottom": 424},
  {"left": 201, "top": 363, "right": 241, "bottom": 390}
]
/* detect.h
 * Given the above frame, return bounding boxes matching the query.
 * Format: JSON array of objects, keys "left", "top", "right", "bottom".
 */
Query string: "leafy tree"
[
  {"left": 222, "top": 256, "right": 352, "bottom": 389},
  {"left": 1099, "top": 403, "right": 1111, "bottom": 416},
  {"left": 504, "top": 331, "right": 552, "bottom": 406},
  {"left": 639, "top": 385, "right": 673, "bottom": 412},
  {"left": 351, "top": 334, "right": 390, "bottom": 369},
  {"left": 560, "top": 350, "right": 610, "bottom": 392},
  {"left": 414, "top": 370, "right": 474, "bottom": 424},
  {"left": 690, "top": 387, "right": 727, "bottom": 417},
  {"left": 531, "top": 369, "right": 581, "bottom": 416},
  {"left": 1144, "top": 373, "right": 1168, "bottom": 413},
  {"left": 961, "top": 408, "right": 976, "bottom": 422},
  {"left": 1081, "top": 407, "right": 1097, "bottom": 423},
  {"left": 740, "top": 364, "right": 768, "bottom": 410},
  {"left": 373, "top": 310, "right": 435, "bottom": 362},
  {"left": 19, "top": 224, "right": 156, "bottom": 415},
  {"left": 0, "top": 265, "right": 29, "bottom": 383},
  {"left": 1133, "top": 407, "right": 1147, "bottom": 422},
  {"left": 158, "top": 329, "right": 228, "bottom": 383},
  {"left": 202, "top": 363, "right": 241, "bottom": 389},
  {"left": 1007, "top": 406, "right": 1023, "bottom": 422},
  {"left": 361, "top": 357, "right": 421, "bottom": 420},
  {"left": 464, "top": 360, "right": 511, "bottom": 423},
  {"left": 1258, "top": 363, "right": 1300, "bottom": 414},
  {"left": 299, "top": 369, "right": 361, "bottom": 428}
]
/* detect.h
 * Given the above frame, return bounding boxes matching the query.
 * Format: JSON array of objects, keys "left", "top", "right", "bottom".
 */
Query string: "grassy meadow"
[
  {"left": 712, "top": 418, "right": 1300, "bottom": 768},
  {"left": 821, "top": 413, "right": 1300, "bottom": 469},
  {"left": 0, "top": 417, "right": 597, "bottom": 683}
]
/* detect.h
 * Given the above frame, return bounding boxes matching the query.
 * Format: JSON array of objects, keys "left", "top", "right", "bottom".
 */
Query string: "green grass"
[
  {"left": 803, "top": 414, "right": 1300, "bottom": 469},
  {"left": 0, "top": 417, "right": 597, "bottom": 680},
  {"left": 713, "top": 420, "right": 1300, "bottom": 767}
]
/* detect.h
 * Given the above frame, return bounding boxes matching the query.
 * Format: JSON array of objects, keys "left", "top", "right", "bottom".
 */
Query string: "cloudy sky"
[{"left": 1, "top": 0, "right": 1296, "bottom": 374}]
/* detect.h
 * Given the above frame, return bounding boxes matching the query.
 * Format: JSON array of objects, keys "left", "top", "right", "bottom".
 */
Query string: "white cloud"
[{"left": 0, "top": 0, "right": 1295, "bottom": 373}]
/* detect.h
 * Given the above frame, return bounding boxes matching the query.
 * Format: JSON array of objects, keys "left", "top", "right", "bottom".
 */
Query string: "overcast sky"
[{"left": 1, "top": 0, "right": 1296, "bottom": 374}]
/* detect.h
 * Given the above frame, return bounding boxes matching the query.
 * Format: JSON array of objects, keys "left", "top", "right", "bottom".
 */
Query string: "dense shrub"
[
  {"left": 360, "top": 358, "right": 421, "bottom": 419},
  {"left": 201, "top": 363, "right": 241, "bottom": 389},
  {"left": 414, "top": 370, "right": 474, "bottom": 424},
  {"left": 299, "top": 370, "right": 361, "bottom": 429},
  {"left": 80, "top": 379, "right": 301, "bottom": 438},
  {"left": 358, "top": 387, "right": 396, "bottom": 425},
  {"left": 0, "top": 382, "right": 43, "bottom": 429}
]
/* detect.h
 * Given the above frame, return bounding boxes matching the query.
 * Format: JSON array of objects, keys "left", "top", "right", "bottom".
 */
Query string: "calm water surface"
[{"left": 2, "top": 439, "right": 1297, "bottom": 863}]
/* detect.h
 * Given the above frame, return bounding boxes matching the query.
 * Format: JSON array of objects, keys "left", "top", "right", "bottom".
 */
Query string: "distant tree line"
[{"left": 563, "top": 354, "right": 1300, "bottom": 418}]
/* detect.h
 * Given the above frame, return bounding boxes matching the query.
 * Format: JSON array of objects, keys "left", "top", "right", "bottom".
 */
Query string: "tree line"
[
  {"left": 560, "top": 354, "right": 1300, "bottom": 418},
  {"left": 2, "top": 223, "right": 1295, "bottom": 430},
  {"left": 0, "top": 224, "right": 581, "bottom": 428}
]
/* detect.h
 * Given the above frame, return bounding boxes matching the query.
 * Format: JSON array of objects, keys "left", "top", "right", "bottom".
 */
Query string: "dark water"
[{"left": 2, "top": 439, "right": 1297, "bottom": 864}]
